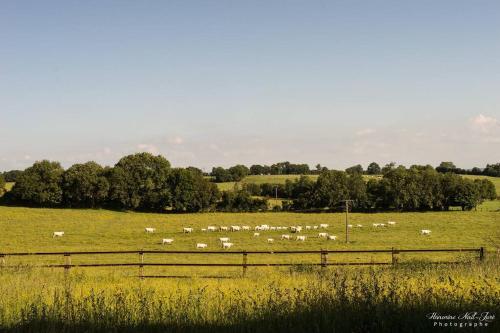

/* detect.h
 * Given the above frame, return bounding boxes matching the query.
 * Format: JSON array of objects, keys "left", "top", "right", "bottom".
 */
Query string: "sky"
[{"left": 1, "top": 0, "right": 499, "bottom": 172}]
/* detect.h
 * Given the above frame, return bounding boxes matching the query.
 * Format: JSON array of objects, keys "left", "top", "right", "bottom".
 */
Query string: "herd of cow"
[{"left": 51, "top": 221, "right": 432, "bottom": 248}]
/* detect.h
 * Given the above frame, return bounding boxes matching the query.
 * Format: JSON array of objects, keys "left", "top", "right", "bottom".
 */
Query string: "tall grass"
[{"left": 1, "top": 258, "right": 499, "bottom": 332}]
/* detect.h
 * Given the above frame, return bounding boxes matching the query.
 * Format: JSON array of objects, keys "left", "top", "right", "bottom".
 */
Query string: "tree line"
[
  {"left": 0, "top": 153, "right": 266, "bottom": 212},
  {"left": 251, "top": 166, "right": 497, "bottom": 211},
  {"left": 0, "top": 156, "right": 497, "bottom": 213},
  {"left": 207, "top": 161, "right": 500, "bottom": 182}
]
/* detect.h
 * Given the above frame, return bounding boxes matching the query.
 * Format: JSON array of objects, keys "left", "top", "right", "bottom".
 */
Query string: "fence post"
[
  {"left": 320, "top": 250, "right": 327, "bottom": 268},
  {"left": 64, "top": 253, "right": 71, "bottom": 277},
  {"left": 0, "top": 254, "right": 5, "bottom": 267},
  {"left": 139, "top": 251, "right": 144, "bottom": 279},
  {"left": 391, "top": 248, "right": 399, "bottom": 265},
  {"left": 242, "top": 251, "right": 248, "bottom": 277},
  {"left": 479, "top": 247, "right": 484, "bottom": 261}
]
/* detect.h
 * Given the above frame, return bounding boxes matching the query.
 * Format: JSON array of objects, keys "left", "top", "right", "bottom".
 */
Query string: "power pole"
[{"left": 341, "top": 200, "right": 354, "bottom": 243}]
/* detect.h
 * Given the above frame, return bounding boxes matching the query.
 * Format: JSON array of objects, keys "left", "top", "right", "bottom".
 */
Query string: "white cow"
[
  {"left": 328, "top": 235, "right": 337, "bottom": 240},
  {"left": 145, "top": 227, "right": 156, "bottom": 233},
  {"left": 201, "top": 228, "right": 207, "bottom": 232},
  {"left": 207, "top": 226, "right": 217, "bottom": 232},
  {"left": 290, "top": 226, "right": 302, "bottom": 233},
  {"left": 305, "top": 225, "right": 312, "bottom": 230},
  {"left": 281, "top": 234, "right": 291, "bottom": 240},
  {"left": 296, "top": 235, "right": 306, "bottom": 241},
  {"left": 356, "top": 224, "right": 363, "bottom": 228},
  {"left": 253, "top": 232, "right": 260, "bottom": 237},
  {"left": 230, "top": 226, "right": 241, "bottom": 232},
  {"left": 222, "top": 242, "right": 234, "bottom": 249},
  {"left": 319, "top": 224, "right": 329, "bottom": 229},
  {"left": 196, "top": 243, "right": 208, "bottom": 249},
  {"left": 313, "top": 226, "right": 319, "bottom": 230},
  {"left": 388, "top": 221, "right": 396, "bottom": 226},
  {"left": 421, "top": 229, "right": 431, "bottom": 235},
  {"left": 270, "top": 226, "right": 276, "bottom": 231},
  {"left": 347, "top": 224, "right": 353, "bottom": 228},
  {"left": 380, "top": 223, "right": 386, "bottom": 227},
  {"left": 318, "top": 232, "right": 328, "bottom": 238},
  {"left": 267, "top": 238, "right": 274, "bottom": 243},
  {"left": 242, "top": 226, "right": 250, "bottom": 231},
  {"left": 373, "top": 223, "right": 380, "bottom": 227},
  {"left": 162, "top": 238, "right": 174, "bottom": 245},
  {"left": 220, "top": 226, "right": 228, "bottom": 231},
  {"left": 219, "top": 237, "right": 230, "bottom": 243},
  {"left": 183, "top": 227, "right": 193, "bottom": 233},
  {"left": 260, "top": 224, "right": 270, "bottom": 231},
  {"left": 53, "top": 231, "right": 64, "bottom": 238}
]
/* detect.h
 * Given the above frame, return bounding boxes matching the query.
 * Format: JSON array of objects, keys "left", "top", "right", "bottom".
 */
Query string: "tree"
[
  {"left": 436, "top": 161, "right": 457, "bottom": 173},
  {"left": 62, "top": 162, "right": 109, "bottom": 207},
  {"left": 483, "top": 163, "right": 500, "bottom": 177},
  {"left": 311, "top": 170, "right": 349, "bottom": 209},
  {"left": 0, "top": 174, "right": 5, "bottom": 197},
  {"left": 168, "top": 168, "right": 220, "bottom": 212},
  {"left": 2, "top": 170, "right": 23, "bottom": 182},
  {"left": 381, "top": 162, "right": 396, "bottom": 174},
  {"left": 218, "top": 189, "right": 268, "bottom": 212},
  {"left": 10, "top": 160, "right": 64, "bottom": 206},
  {"left": 345, "top": 164, "right": 364, "bottom": 175},
  {"left": 366, "top": 162, "right": 381, "bottom": 175},
  {"left": 108, "top": 153, "right": 171, "bottom": 211},
  {"left": 250, "top": 165, "right": 267, "bottom": 175},
  {"left": 211, "top": 167, "right": 233, "bottom": 182},
  {"left": 228, "top": 164, "right": 249, "bottom": 181}
]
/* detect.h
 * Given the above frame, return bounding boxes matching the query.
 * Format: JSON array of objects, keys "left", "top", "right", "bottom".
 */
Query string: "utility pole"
[{"left": 341, "top": 200, "right": 354, "bottom": 243}]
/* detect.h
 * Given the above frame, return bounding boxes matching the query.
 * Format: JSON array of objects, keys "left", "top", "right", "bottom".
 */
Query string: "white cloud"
[
  {"left": 470, "top": 114, "right": 499, "bottom": 133},
  {"left": 168, "top": 136, "right": 184, "bottom": 145},
  {"left": 136, "top": 143, "right": 160, "bottom": 155}
]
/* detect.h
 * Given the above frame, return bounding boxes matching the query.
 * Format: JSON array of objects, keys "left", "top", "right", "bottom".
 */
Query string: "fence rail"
[{"left": 0, "top": 247, "right": 485, "bottom": 278}]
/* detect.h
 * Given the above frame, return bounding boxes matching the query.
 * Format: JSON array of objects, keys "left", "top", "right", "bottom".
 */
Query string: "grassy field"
[
  {"left": 0, "top": 206, "right": 499, "bottom": 331},
  {"left": 0, "top": 206, "right": 499, "bottom": 332}
]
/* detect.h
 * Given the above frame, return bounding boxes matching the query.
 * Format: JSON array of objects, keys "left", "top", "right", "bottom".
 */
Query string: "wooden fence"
[{"left": 0, "top": 247, "right": 484, "bottom": 278}]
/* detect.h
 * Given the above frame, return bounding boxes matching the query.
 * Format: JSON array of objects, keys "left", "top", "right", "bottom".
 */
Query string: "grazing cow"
[
  {"left": 242, "top": 226, "right": 250, "bottom": 231},
  {"left": 222, "top": 242, "right": 233, "bottom": 249},
  {"left": 270, "top": 226, "right": 276, "bottom": 231},
  {"left": 347, "top": 224, "right": 353, "bottom": 228},
  {"left": 387, "top": 221, "right": 396, "bottom": 226},
  {"left": 421, "top": 229, "right": 431, "bottom": 235},
  {"left": 380, "top": 223, "right": 386, "bottom": 227},
  {"left": 207, "top": 226, "right": 217, "bottom": 232},
  {"left": 201, "top": 228, "right": 207, "bottom": 232},
  {"left": 319, "top": 224, "right": 329, "bottom": 229},
  {"left": 196, "top": 243, "right": 208, "bottom": 249},
  {"left": 276, "top": 227, "right": 283, "bottom": 231},
  {"left": 253, "top": 232, "right": 260, "bottom": 237},
  {"left": 219, "top": 237, "right": 230, "bottom": 243},
  {"left": 282, "top": 226, "right": 288, "bottom": 230},
  {"left": 145, "top": 228, "right": 156, "bottom": 233},
  {"left": 290, "top": 226, "right": 302, "bottom": 233},
  {"left": 328, "top": 235, "right": 337, "bottom": 240},
  {"left": 296, "top": 235, "right": 306, "bottom": 241},
  {"left": 372, "top": 223, "right": 380, "bottom": 227},
  {"left": 260, "top": 224, "right": 269, "bottom": 230},
  {"left": 230, "top": 226, "right": 241, "bottom": 232},
  {"left": 183, "top": 227, "right": 193, "bottom": 233},
  {"left": 356, "top": 224, "right": 363, "bottom": 228},
  {"left": 318, "top": 232, "right": 328, "bottom": 238},
  {"left": 162, "top": 238, "right": 174, "bottom": 245},
  {"left": 254, "top": 226, "right": 262, "bottom": 231},
  {"left": 305, "top": 225, "right": 312, "bottom": 230},
  {"left": 313, "top": 226, "right": 319, "bottom": 230},
  {"left": 220, "top": 226, "right": 228, "bottom": 231},
  {"left": 267, "top": 238, "right": 274, "bottom": 243},
  {"left": 281, "top": 234, "right": 291, "bottom": 240},
  {"left": 53, "top": 231, "right": 64, "bottom": 238}
]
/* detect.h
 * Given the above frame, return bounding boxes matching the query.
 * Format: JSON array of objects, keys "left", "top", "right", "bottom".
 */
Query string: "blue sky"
[{"left": 1, "top": 0, "right": 499, "bottom": 171}]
